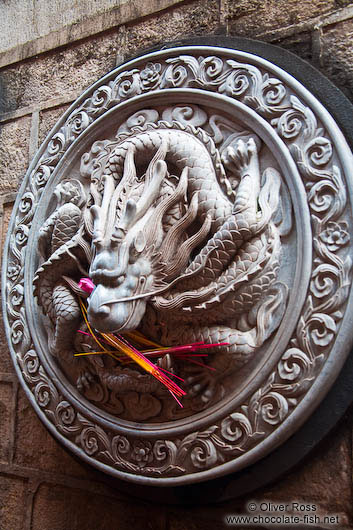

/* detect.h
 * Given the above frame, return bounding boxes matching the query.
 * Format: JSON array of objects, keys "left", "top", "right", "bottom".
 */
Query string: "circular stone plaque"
[{"left": 3, "top": 41, "right": 353, "bottom": 487}]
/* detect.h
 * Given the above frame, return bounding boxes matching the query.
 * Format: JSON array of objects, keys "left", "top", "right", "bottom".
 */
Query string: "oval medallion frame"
[{"left": 3, "top": 38, "right": 353, "bottom": 488}]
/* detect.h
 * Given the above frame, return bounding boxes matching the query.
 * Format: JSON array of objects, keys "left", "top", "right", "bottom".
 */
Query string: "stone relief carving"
[
  {"left": 3, "top": 46, "right": 353, "bottom": 484},
  {"left": 33, "top": 106, "right": 291, "bottom": 419}
]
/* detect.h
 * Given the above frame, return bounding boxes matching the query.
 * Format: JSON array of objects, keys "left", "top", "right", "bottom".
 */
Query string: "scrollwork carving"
[
  {"left": 3, "top": 46, "right": 352, "bottom": 483},
  {"left": 220, "top": 413, "right": 254, "bottom": 446}
]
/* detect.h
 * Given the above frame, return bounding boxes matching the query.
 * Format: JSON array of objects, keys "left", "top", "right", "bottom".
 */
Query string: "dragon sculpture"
[{"left": 33, "top": 117, "right": 289, "bottom": 412}]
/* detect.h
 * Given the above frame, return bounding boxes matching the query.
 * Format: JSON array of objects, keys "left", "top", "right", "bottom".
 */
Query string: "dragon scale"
[
  {"left": 34, "top": 120, "right": 287, "bottom": 403},
  {"left": 104, "top": 126, "right": 233, "bottom": 230}
]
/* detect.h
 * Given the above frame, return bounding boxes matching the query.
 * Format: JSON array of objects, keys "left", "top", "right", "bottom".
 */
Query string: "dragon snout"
[
  {"left": 86, "top": 285, "right": 139, "bottom": 333},
  {"left": 87, "top": 294, "right": 112, "bottom": 330},
  {"left": 87, "top": 304, "right": 115, "bottom": 332},
  {"left": 86, "top": 286, "right": 115, "bottom": 329},
  {"left": 91, "top": 303, "right": 110, "bottom": 318}
]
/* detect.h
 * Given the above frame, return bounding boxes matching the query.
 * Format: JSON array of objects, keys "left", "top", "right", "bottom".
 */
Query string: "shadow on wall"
[
  {"left": 270, "top": 31, "right": 353, "bottom": 104},
  {"left": 125, "top": 32, "right": 353, "bottom": 108}
]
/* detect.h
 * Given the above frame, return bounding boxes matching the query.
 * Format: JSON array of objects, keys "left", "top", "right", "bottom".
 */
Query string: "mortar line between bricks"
[
  {"left": 0, "top": 373, "right": 17, "bottom": 383},
  {"left": 29, "top": 111, "right": 39, "bottom": 162},
  {"left": 23, "top": 478, "right": 41, "bottom": 530},
  {"left": 0, "top": 92, "right": 80, "bottom": 125},
  {"left": 0, "top": 192, "right": 17, "bottom": 205},
  {"left": 9, "top": 381, "right": 18, "bottom": 465},
  {"left": 115, "top": 25, "right": 127, "bottom": 66},
  {"left": 257, "top": 5, "right": 353, "bottom": 42},
  {"left": 0, "top": 197, "right": 16, "bottom": 276},
  {"left": 313, "top": 4, "right": 353, "bottom": 29},
  {"left": 219, "top": 0, "right": 228, "bottom": 33},
  {"left": 2, "top": 6, "right": 351, "bottom": 126},
  {"left": 0, "top": 462, "right": 128, "bottom": 500},
  {"left": 0, "top": 0, "right": 188, "bottom": 69},
  {"left": 311, "top": 27, "right": 323, "bottom": 67}
]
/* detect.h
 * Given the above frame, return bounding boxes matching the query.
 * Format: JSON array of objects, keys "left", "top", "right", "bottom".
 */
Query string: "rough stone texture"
[
  {"left": 0, "top": 475, "right": 26, "bottom": 529},
  {"left": 0, "top": 0, "right": 128, "bottom": 53},
  {"left": 0, "top": 382, "right": 13, "bottom": 463},
  {"left": 0, "top": 318, "right": 14, "bottom": 374},
  {"left": 321, "top": 19, "right": 353, "bottom": 102},
  {"left": 13, "top": 387, "right": 100, "bottom": 479},
  {"left": 0, "top": 32, "right": 119, "bottom": 114},
  {"left": 0, "top": 203, "right": 17, "bottom": 375},
  {"left": 271, "top": 31, "right": 315, "bottom": 64},
  {"left": 0, "top": 201, "right": 14, "bottom": 263},
  {"left": 226, "top": 0, "right": 336, "bottom": 36},
  {"left": 257, "top": 419, "right": 352, "bottom": 524},
  {"left": 336, "top": 0, "right": 353, "bottom": 6},
  {"left": 31, "top": 483, "right": 166, "bottom": 530},
  {"left": 167, "top": 421, "right": 352, "bottom": 528},
  {"left": 38, "top": 104, "right": 71, "bottom": 146},
  {"left": 122, "top": 0, "right": 220, "bottom": 59},
  {"left": 0, "top": 0, "right": 187, "bottom": 69},
  {"left": 0, "top": 116, "right": 31, "bottom": 192},
  {"left": 0, "top": 1, "right": 353, "bottom": 528}
]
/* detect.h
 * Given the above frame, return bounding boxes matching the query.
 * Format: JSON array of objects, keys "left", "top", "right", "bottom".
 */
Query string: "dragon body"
[{"left": 34, "top": 121, "right": 288, "bottom": 405}]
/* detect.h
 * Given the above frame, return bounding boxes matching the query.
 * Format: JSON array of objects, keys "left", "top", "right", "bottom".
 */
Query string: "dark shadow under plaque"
[{"left": 2, "top": 37, "right": 353, "bottom": 502}]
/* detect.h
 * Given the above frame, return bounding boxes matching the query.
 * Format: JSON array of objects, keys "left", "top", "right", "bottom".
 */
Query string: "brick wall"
[{"left": 0, "top": 1, "right": 353, "bottom": 528}]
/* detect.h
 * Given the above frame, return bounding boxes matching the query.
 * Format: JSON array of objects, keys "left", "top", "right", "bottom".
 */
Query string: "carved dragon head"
[{"left": 86, "top": 140, "right": 210, "bottom": 333}]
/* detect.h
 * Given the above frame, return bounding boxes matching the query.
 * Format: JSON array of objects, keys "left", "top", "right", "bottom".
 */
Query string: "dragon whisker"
[{"left": 101, "top": 262, "right": 209, "bottom": 305}]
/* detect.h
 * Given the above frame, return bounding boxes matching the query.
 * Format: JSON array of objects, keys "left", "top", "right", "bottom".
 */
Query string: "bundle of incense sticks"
[
  {"left": 74, "top": 287, "right": 228, "bottom": 406},
  {"left": 77, "top": 298, "right": 186, "bottom": 405}
]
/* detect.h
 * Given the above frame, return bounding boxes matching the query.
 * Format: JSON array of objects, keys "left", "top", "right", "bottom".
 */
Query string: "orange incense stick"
[{"left": 77, "top": 298, "right": 186, "bottom": 402}]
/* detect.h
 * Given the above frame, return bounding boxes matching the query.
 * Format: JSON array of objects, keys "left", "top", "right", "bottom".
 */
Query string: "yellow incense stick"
[
  {"left": 124, "top": 330, "right": 167, "bottom": 349},
  {"left": 101, "top": 332, "right": 158, "bottom": 375},
  {"left": 78, "top": 299, "right": 127, "bottom": 363},
  {"left": 77, "top": 298, "right": 185, "bottom": 399}
]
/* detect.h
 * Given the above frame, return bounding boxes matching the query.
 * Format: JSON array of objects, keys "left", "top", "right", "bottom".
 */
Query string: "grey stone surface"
[
  {"left": 0, "top": 33, "right": 119, "bottom": 114},
  {"left": 0, "top": 0, "right": 187, "bottom": 68},
  {"left": 0, "top": 117, "right": 31, "bottom": 192},
  {"left": 226, "top": 0, "right": 336, "bottom": 36},
  {"left": 4, "top": 43, "right": 353, "bottom": 489},
  {"left": 0, "top": 475, "right": 26, "bottom": 529},
  {"left": 167, "top": 420, "right": 353, "bottom": 524},
  {"left": 0, "top": 0, "right": 353, "bottom": 526},
  {"left": 0, "top": 0, "right": 121, "bottom": 53},
  {"left": 14, "top": 388, "right": 96, "bottom": 479},
  {"left": 39, "top": 105, "right": 71, "bottom": 146},
  {"left": 321, "top": 19, "right": 353, "bottom": 102},
  {"left": 121, "top": 0, "right": 220, "bottom": 58}
]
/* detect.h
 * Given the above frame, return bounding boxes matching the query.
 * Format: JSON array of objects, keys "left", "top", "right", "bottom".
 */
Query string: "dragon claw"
[
  {"left": 76, "top": 369, "right": 95, "bottom": 392},
  {"left": 186, "top": 370, "right": 216, "bottom": 403},
  {"left": 222, "top": 136, "right": 259, "bottom": 179}
]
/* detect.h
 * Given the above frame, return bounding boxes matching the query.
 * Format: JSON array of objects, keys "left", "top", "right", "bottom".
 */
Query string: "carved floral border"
[{"left": 4, "top": 48, "right": 353, "bottom": 481}]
